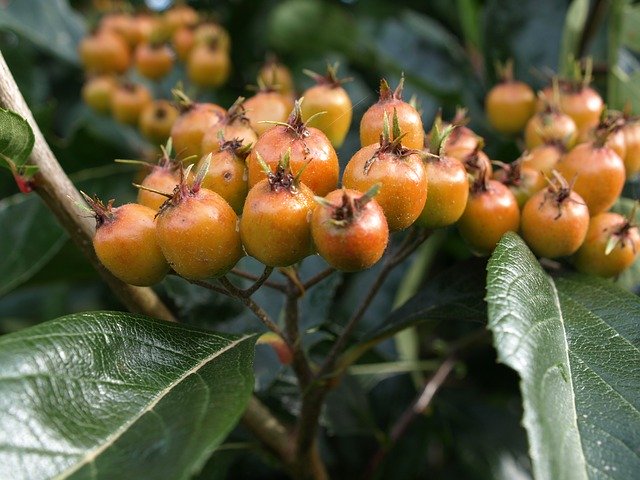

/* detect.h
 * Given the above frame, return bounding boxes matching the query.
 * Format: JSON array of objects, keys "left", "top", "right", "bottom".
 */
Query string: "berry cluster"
[
  {"left": 79, "top": 4, "right": 231, "bottom": 143},
  {"left": 84, "top": 47, "right": 640, "bottom": 285},
  {"left": 482, "top": 59, "right": 640, "bottom": 276}
]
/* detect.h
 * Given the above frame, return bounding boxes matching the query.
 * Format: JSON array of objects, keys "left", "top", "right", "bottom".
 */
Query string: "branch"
[
  {"left": 231, "top": 268, "right": 287, "bottom": 293},
  {"left": 0, "top": 51, "right": 176, "bottom": 323},
  {"left": 241, "top": 396, "right": 295, "bottom": 467},
  {"left": 316, "top": 228, "right": 430, "bottom": 379},
  {"left": 302, "top": 267, "right": 336, "bottom": 291},
  {"left": 284, "top": 279, "right": 313, "bottom": 388},
  {"left": 364, "top": 357, "right": 457, "bottom": 476},
  {"left": 293, "top": 228, "right": 430, "bottom": 479},
  {"left": 217, "top": 276, "right": 288, "bottom": 339}
]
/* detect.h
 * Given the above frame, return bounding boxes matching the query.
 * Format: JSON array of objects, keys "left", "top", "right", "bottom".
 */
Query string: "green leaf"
[
  {"left": 558, "top": 0, "right": 589, "bottom": 76},
  {"left": 0, "top": 0, "right": 85, "bottom": 65},
  {"left": 620, "top": 3, "right": 640, "bottom": 53},
  {"left": 0, "top": 108, "right": 35, "bottom": 172},
  {"left": 487, "top": 232, "right": 640, "bottom": 480},
  {"left": 0, "top": 311, "right": 256, "bottom": 480}
]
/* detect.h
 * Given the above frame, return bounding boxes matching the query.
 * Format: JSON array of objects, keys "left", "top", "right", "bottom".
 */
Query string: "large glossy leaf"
[
  {"left": 0, "top": 0, "right": 85, "bottom": 64},
  {"left": 0, "top": 108, "right": 35, "bottom": 173},
  {"left": 0, "top": 311, "right": 256, "bottom": 480},
  {"left": 487, "top": 233, "right": 640, "bottom": 480}
]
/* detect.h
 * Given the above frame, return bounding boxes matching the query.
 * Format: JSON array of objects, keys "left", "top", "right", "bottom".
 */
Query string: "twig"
[
  {"left": 284, "top": 278, "right": 313, "bottom": 388},
  {"left": 293, "top": 228, "right": 430, "bottom": 479},
  {"left": 192, "top": 276, "right": 283, "bottom": 337},
  {"left": 302, "top": 267, "right": 337, "bottom": 291},
  {"left": 241, "top": 396, "right": 296, "bottom": 467},
  {"left": 243, "top": 266, "right": 275, "bottom": 296},
  {"left": 0, "top": 51, "right": 176, "bottom": 322},
  {"left": 231, "top": 268, "right": 287, "bottom": 292},
  {"left": 316, "top": 228, "right": 430, "bottom": 380},
  {"left": 364, "top": 357, "right": 457, "bottom": 477}
]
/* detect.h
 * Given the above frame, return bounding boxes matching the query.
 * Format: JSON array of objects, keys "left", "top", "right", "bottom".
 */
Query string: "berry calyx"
[{"left": 360, "top": 77, "right": 424, "bottom": 150}]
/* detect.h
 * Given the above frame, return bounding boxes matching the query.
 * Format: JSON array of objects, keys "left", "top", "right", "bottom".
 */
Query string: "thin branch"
[
  {"left": 0, "top": 51, "right": 176, "bottom": 323},
  {"left": 284, "top": 278, "right": 313, "bottom": 388},
  {"left": 241, "top": 396, "right": 296, "bottom": 467},
  {"left": 293, "top": 228, "right": 430, "bottom": 479},
  {"left": 302, "top": 267, "right": 337, "bottom": 291},
  {"left": 231, "top": 268, "right": 287, "bottom": 292},
  {"left": 316, "top": 228, "right": 430, "bottom": 380},
  {"left": 217, "top": 276, "right": 288, "bottom": 339},
  {"left": 364, "top": 357, "right": 457, "bottom": 477},
  {"left": 187, "top": 278, "right": 230, "bottom": 296},
  {"left": 243, "top": 266, "right": 275, "bottom": 296}
]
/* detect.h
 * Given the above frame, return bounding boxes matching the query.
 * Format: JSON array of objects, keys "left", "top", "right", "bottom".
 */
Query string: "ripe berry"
[
  {"left": 416, "top": 118, "right": 468, "bottom": 228},
  {"left": 139, "top": 100, "right": 179, "bottom": 145},
  {"left": 240, "top": 152, "right": 315, "bottom": 267},
  {"left": 193, "top": 22, "right": 231, "bottom": 52},
  {"left": 100, "top": 13, "right": 137, "bottom": 45},
  {"left": 574, "top": 212, "right": 640, "bottom": 278},
  {"left": 163, "top": 4, "right": 199, "bottom": 36},
  {"left": 134, "top": 42, "right": 174, "bottom": 80},
  {"left": 539, "top": 66, "right": 604, "bottom": 138},
  {"left": 457, "top": 169, "right": 520, "bottom": 255},
  {"left": 187, "top": 40, "right": 230, "bottom": 88},
  {"left": 111, "top": 82, "right": 153, "bottom": 126},
  {"left": 244, "top": 82, "right": 295, "bottom": 136},
  {"left": 170, "top": 95, "right": 226, "bottom": 160},
  {"left": 311, "top": 187, "right": 389, "bottom": 271},
  {"left": 258, "top": 57, "right": 295, "bottom": 96},
  {"left": 155, "top": 164, "right": 243, "bottom": 279},
  {"left": 82, "top": 75, "right": 117, "bottom": 114},
  {"left": 83, "top": 194, "right": 169, "bottom": 286},
  {"left": 360, "top": 78, "right": 424, "bottom": 150},
  {"left": 520, "top": 172, "right": 589, "bottom": 258},
  {"left": 172, "top": 24, "right": 196, "bottom": 61},
  {"left": 521, "top": 142, "right": 565, "bottom": 176},
  {"left": 524, "top": 102, "right": 577, "bottom": 150},
  {"left": 300, "top": 64, "right": 352, "bottom": 148},
  {"left": 79, "top": 30, "right": 131, "bottom": 74},
  {"left": 581, "top": 111, "right": 627, "bottom": 161},
  {"left": 247, "top": 99, "right": 339, "bottom": 196},
  {"left": 493, "top": 159, "right": 546, "bottom": 208},
  {"left": 461, "top": 146, "right": 493, "bottom": 180},
  {"left": 555, "top": 135, "right": 625, "bottom": 215},
  {"left": 136, "top": 144, "right": 180, "bottom": 212},
  {"left": 343, "top": 111, "right": 428, "bottom": 231},
  {"left": 201, "top": 97, "right": 258, "bottom": 155},
  {"left": 440, "top": 108, "right": 483, "bottom": 161},
  {"left": 198, "top": 137, "right": 250, "bottom": 215},
  {"left": 485, "top": 61, "right": 535, "bottom": 134}
]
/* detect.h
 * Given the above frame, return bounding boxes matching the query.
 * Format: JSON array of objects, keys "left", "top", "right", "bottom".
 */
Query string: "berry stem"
[
  {"left": 230, "top": 268, "right": 287, "bottom": 292},
  {"left": 302, "top": 267, "right": 337, "bottom": 291}
]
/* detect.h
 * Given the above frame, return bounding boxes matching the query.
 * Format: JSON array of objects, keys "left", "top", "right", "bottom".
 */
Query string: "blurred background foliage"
[{"left": 0, "top": 0, "right": 638, "bottom": 478}]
